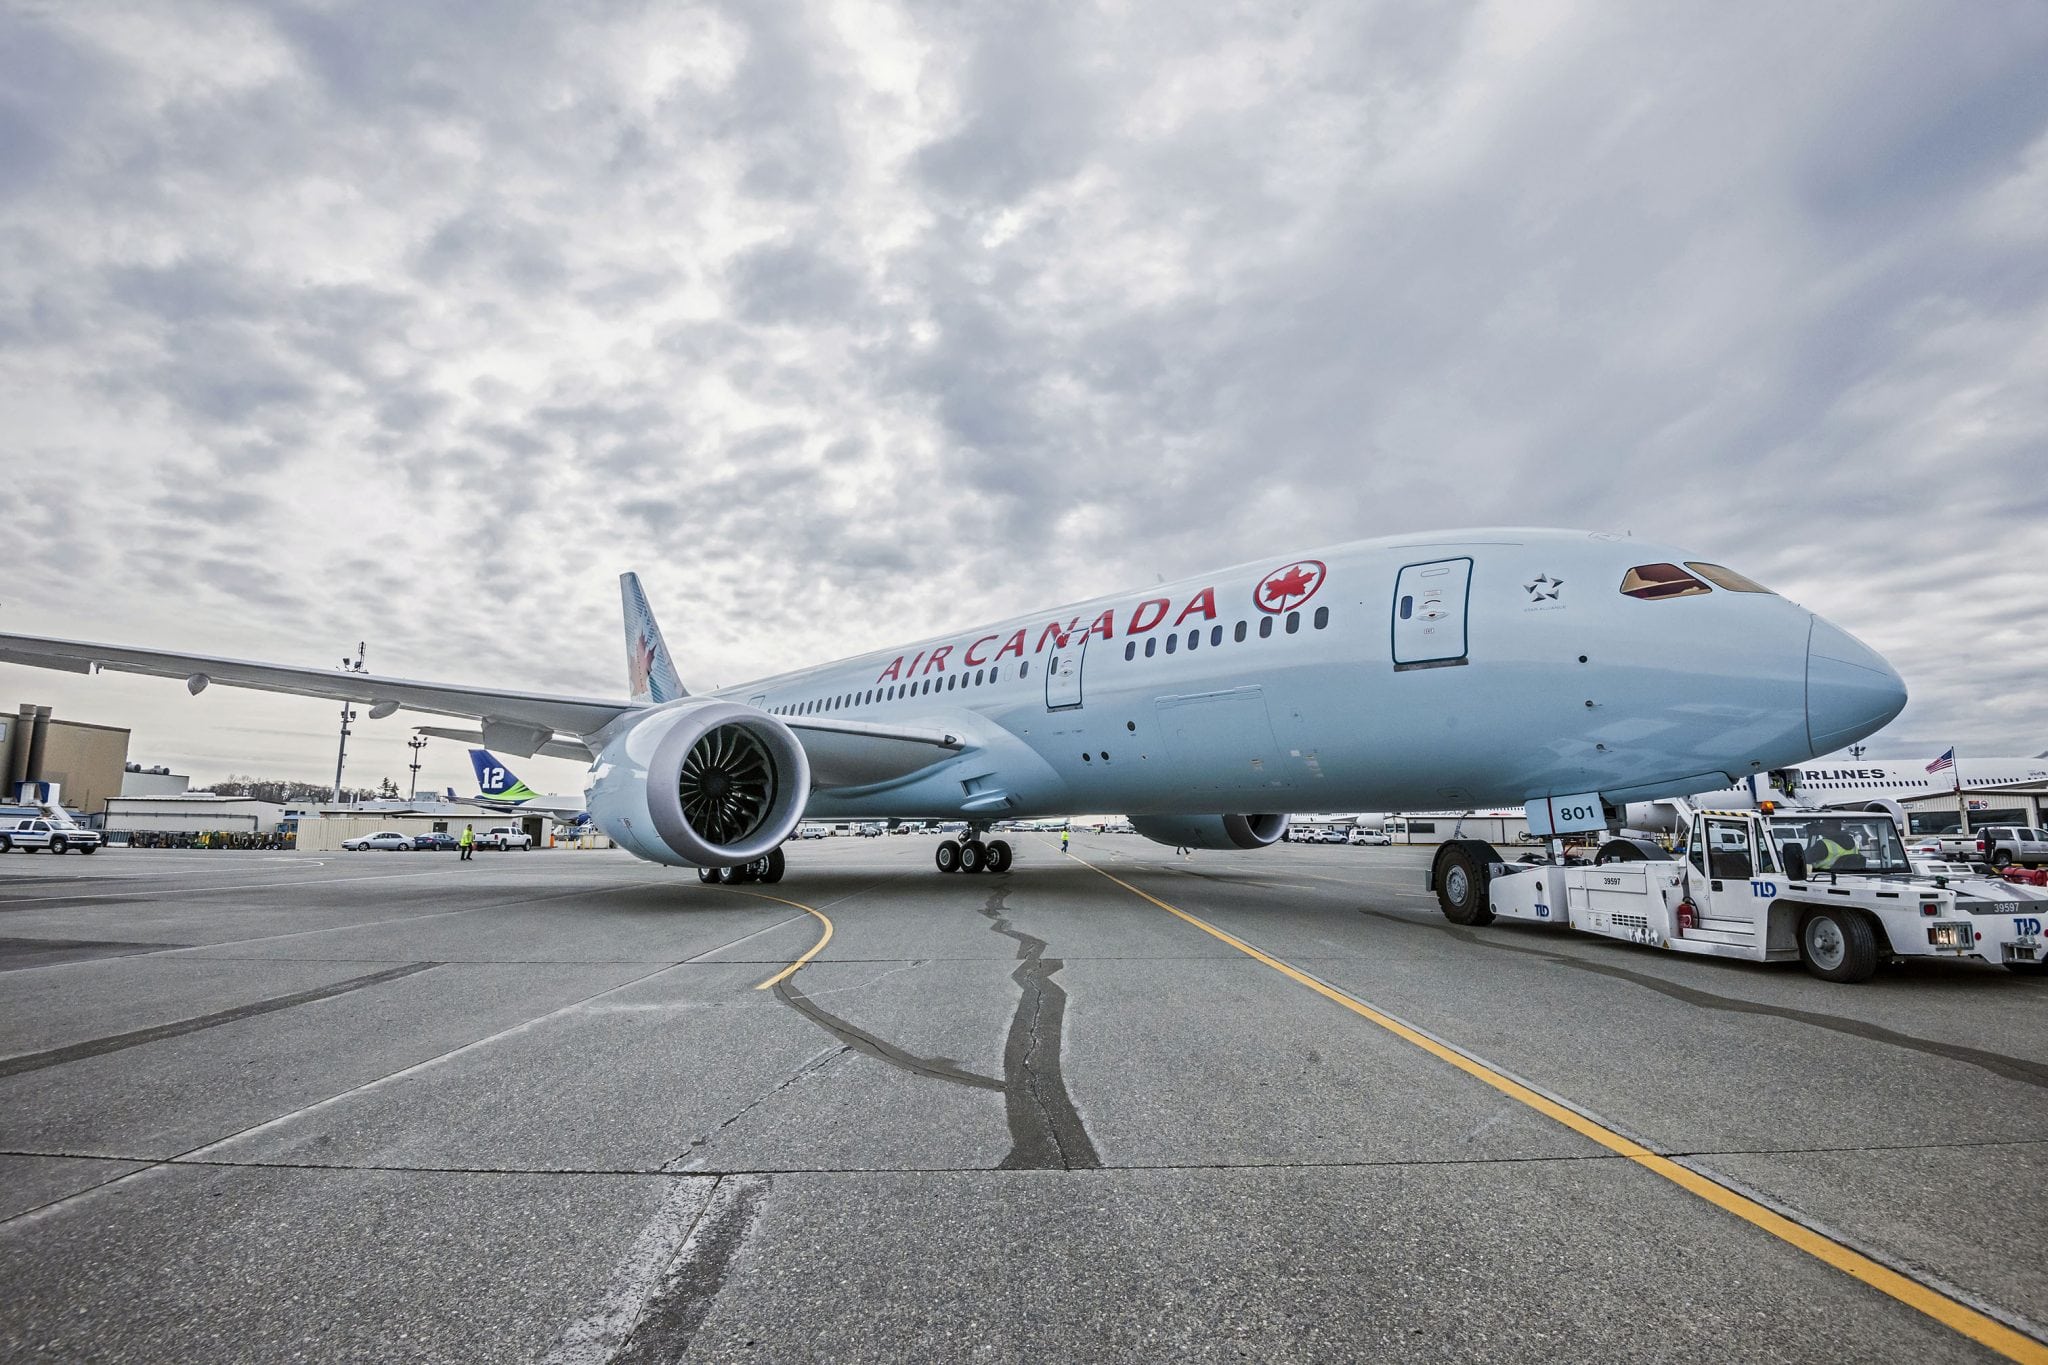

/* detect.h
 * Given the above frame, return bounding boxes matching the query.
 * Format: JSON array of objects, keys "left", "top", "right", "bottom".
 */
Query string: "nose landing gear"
[{"left": 936, "top": 828, "right": 1012, "bottom": 874}]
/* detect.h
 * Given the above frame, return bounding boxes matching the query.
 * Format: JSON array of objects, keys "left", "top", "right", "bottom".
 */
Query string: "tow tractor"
[{"left": 1430, "top": 799, "right": 2048, "bottom": 982}]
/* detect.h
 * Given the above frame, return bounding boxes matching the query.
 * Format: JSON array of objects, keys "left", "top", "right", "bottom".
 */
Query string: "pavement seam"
[{"left": 0, "top": 961, "right": 443, "bottom": 1078}]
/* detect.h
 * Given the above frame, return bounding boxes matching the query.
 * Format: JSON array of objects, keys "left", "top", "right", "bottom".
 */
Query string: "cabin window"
[
  {"left": 1234, "top": 621, "right": 1247, "bottom": 643},
  {"left": 1259, "top": 616, "right": 1274, "bottom": 639},
  {"left": 1186, "top": 629, "right": 1199, "bottom": 650},
  {"left": 1211, "top": 625, "right": 1223, "bottom": 646},
  {"left": 1020, "top": 660, "right": 1030, "bottom": 678},
  {"left": 1620, "top": 563, "right": 1710, "bottom": 600},
  {"left": 975, "top": 668, "right": 985, "bottom": 685},
  {"left": 1285, "top": 611, "right": 1300, "bottom": 634},
  {"left": 1313, "top": 606, "right": 1329, "bottom": 629},
  {"left": 1686, "top": 562, "right": 1774, "bottom": 594},
  {"left": 1144, "top": 638, "right": 1157, "bottom": 657},
  {"left": 1165, "top": 634, "right": 1178, "bottom": 654},
  {"left": 1125, "top": 643, "right": 1136, "bottom": 662}
]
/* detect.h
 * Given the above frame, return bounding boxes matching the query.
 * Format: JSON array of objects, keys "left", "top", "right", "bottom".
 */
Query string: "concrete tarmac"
[{"left": 1, "top": 833, "right": 2043, "bottom": 1362}]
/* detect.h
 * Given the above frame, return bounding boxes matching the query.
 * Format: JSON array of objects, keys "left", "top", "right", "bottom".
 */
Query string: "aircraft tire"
[
  {"left": 936, "top": 840, "right": 961, "bottom": 874},
  {"left": 960, "top": 841, "right": 985, "bottom": 874},
  {"left": 986, "top": 839, "right": 1013, "bottom": 873},
  {"left": 716, "top": 864, "right": 744, "bottom": 885},
  {"left": 1797, "top": 907, "right": 1877, "bottom": 983},
  {"left": 761, "top": 848, "right": 786, "bottom": 884},
  {"left": 697, "top": 866, "right": 719, "bottom": 884},
  {"left": 1433, "top": 840, "right": 1496, "bottom": 926}
]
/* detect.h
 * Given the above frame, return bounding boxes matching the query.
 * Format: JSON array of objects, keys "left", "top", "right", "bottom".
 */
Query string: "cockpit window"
[
  {"left": 1619, "top": 563, "right": 1710, "bottom": 600},
  {"left": 1686, "top": 562, "right": 1774, "bottom": 594}
]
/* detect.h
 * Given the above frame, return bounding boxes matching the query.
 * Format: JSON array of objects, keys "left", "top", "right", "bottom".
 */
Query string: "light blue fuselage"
[{"left": 702, "top": 528, "right": 1903, "bottom": 822}]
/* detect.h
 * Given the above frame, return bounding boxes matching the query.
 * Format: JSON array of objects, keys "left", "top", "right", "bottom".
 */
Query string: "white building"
[
  {"left": 119, "top": 764, "right": 191, "bottom": 798},
  {"left": 103, "top": 794, "right": 287, "bottom": 834}
]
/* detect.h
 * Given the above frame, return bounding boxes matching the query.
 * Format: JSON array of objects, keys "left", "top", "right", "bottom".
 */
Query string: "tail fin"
[
  {"left": 621, "top": 572, "right": 686, "bottom": 704},
  {"left": 470, "top": 749, "right": 542, "bottom": 803}
]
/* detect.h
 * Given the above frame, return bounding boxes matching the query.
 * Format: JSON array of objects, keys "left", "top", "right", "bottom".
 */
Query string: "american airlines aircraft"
[
  {"left": 0, "top": 529, "right": 1906, "bottom": 883},
  {"left": 1620, "top": 754, "right": 2047, "bottom": 834}
]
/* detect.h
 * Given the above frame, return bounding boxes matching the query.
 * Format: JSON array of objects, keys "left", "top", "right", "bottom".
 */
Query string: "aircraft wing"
[{"left": 0, "top": 631, "right": 634, "bottom": 758}]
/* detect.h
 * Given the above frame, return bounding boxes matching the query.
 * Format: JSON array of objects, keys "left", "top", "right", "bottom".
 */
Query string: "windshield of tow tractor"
[{"left": 1768, "top": 814, "right": 1910, "bottom": 875}]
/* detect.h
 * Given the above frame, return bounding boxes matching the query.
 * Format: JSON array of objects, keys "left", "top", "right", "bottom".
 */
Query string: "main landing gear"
[
  {"left": 936, "top": 829, "right": 1012, "bottom": 875},
  {"left": 697, "top": 846, "right": 786, "bottom": 886}
]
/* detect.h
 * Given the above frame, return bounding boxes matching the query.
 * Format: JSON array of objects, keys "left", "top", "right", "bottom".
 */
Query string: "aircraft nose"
[{"left": 1807, "top": 616, "right": 1907, "bottom": 753}]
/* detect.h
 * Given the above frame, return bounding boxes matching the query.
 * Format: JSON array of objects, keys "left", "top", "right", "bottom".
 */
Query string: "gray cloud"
[{"left": 3, "top": 0, "right": 2046, "bottom": 793}]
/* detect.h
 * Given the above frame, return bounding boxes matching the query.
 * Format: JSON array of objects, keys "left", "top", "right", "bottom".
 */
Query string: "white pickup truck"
[
  {"left": 476, "top": 825, "right": 533, "bottom": 851},
  {"left": 1, "top": 817, "right": 104, "bottom": 855},
  {"left": 1433, "top": 805, "right": 2047, "bottom": 982}
]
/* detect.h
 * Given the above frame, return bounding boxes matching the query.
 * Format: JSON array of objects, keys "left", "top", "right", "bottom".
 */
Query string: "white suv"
[{"left": 1, "top": 818, "right": 103, "bottom": 855}]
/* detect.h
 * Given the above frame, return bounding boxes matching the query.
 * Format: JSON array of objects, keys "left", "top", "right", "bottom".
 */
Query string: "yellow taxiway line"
[
  {"left": 719, "top": 888, "right": 836, "bottom": 991},
  {"left": 1077, "top": 856, "right": 2048, "bottom": 1365}
]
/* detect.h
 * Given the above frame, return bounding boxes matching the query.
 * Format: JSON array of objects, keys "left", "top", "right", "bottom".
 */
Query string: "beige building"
[{"left": 2, "top": 704, "right": 130, "bottom": 815}]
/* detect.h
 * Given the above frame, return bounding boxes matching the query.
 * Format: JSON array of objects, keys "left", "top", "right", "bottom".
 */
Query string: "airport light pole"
[
  {"left": 332, "top": 642, "right": 366, "bottom": 804},
  {"left": 407, "top": 734, "right": 427, "bottom": 800}
]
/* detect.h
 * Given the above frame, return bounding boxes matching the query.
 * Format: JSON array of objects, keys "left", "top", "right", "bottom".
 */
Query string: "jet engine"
[
  {"left": 586, "top": 700, "right": 811, "bottom": 867},
  {"left": 1127, "top": 813, "right": 1289, "bottom": 851}
]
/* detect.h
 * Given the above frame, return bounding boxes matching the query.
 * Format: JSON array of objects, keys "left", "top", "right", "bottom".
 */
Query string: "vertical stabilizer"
[
  {"left": 470, "top": 749, "right": 542, "bottom": 803},
  {"left": 620, "top": 572, "right": 686, "bottom": 704}
]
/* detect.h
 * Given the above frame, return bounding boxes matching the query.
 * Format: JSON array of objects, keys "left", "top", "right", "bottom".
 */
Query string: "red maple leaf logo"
[
  {"left": 1262, "top": 567, "right": 1315, "bottom": 604},
  {"left": 1256, "top": 560, "right": 1325, "bottom": 612}
]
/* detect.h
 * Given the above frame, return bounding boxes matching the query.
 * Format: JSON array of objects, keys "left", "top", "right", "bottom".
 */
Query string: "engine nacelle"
[
  {"left": 1127, "top": 813, "right": 1289, "bottom": 851},
  {"left": 586, "top": 700, "right": 811, "bottom": 867}
]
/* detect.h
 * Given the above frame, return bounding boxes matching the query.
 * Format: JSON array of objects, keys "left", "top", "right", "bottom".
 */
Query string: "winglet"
[{"left": 620, "top": 572, "right": 686, "bottom": 704}]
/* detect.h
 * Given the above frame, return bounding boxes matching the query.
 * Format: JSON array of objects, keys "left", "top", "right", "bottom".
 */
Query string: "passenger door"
[
  {"left": 1392, "top": 558, "right": 1472, "bottom": 670},
  {"left": 1045, "top": 630, "right": 1086, "bottom": 711}
]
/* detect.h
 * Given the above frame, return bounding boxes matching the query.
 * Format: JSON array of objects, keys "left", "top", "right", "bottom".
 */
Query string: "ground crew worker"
[
  {"left": 1806, "top": 831, "right": 1854, "bottom": 870},
  {"left": 459, "top": 824, "right": 475, "bottom": 861},
  {"left": 1060, "top": 828, "right": 1070, "bottom": 854}
]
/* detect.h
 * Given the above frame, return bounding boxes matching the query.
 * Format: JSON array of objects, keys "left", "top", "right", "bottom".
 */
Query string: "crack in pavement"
[
  {"left": 773, "top": 977, "right": 1002, "bottom": 1091},
  {"left": 664, "top": 1046, "right": 850, "bottom": 1172},
  {"left": 981, "top": 886, "right": 1101, "bottom": 1171},
  {"left": 1356, "top": 907, "right": 2048, "bottom": 1090}
]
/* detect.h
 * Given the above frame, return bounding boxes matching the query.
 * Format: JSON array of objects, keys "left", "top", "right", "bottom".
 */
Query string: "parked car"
[
  {"left": 1972, "top": 826, "right": 2048, "bottom": 869},
  {"left": 343, "top": 831, "right": 414, "bottom": 852},
  {"left": 0, "top": 817, "right": 103, "bottom": 855},
  {"left": 1349, "top": 828, "right": 1392, "bottom": 846},
  {"left": 412, "top": 832, "right": 459, "bottom": 851},
  {"left": 476, "top": 825, "right": 533, "bottom": 851},
  {"left": 1317, "top": 828, "right": 1350, "bottom": 844}
]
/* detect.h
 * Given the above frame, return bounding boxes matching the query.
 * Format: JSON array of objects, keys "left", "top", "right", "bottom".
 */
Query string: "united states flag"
[{"left": 1925, "top": 747, "right": 1955, "bottom": 774}]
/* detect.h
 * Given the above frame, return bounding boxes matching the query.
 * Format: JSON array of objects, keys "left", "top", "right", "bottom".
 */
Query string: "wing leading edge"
[{"left": 0, "top": 632, "right": 634, "bottom": 759}]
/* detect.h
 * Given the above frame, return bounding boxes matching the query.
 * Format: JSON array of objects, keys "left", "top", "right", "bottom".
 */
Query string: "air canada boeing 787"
[{"left": 0, "top": 529, "right": 1907, "bottom": 882}]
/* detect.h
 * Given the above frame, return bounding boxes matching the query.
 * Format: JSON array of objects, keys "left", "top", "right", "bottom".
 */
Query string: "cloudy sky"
[{"left": 4, "top": 0, "right": 2046, "bottom": 797}]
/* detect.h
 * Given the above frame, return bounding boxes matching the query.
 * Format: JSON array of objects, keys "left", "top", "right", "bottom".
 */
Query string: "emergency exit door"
[
  {"left": 1045, "top": 631, "right": 1086, "bottom": 710},
  {"left": 1392, "top": 557, "right": 1472, "bottom": 669}
]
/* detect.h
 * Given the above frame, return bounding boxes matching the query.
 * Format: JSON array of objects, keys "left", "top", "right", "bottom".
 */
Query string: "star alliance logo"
[{"left": 1524, "top": 573, "right": 1563, "bottom": 602}]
